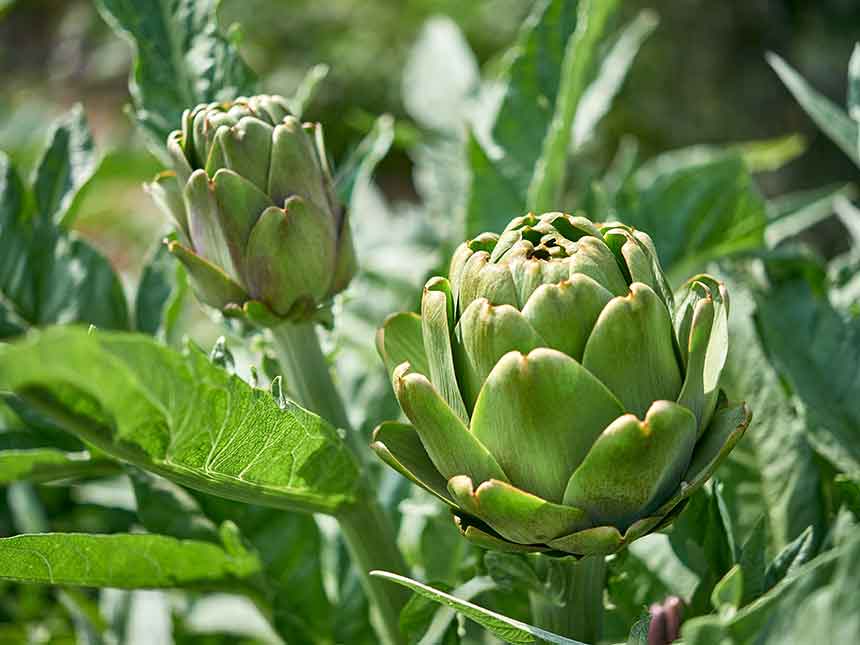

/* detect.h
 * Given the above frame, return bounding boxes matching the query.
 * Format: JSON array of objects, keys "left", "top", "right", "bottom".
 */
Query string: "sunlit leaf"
[
  {"left": 94, "top": 0, "right": 256, "bottom": 157},
  {"left": 371, "top": 571, "right": 586, "bottom": 644},
  {"left": 0, "top": 529, "right": 260, "bottom": 590},
  {"left": 768, "top": 52, "right": 859, "bottom": 167},
  {"left": 0, "top": 327, "right": 360, "bottom": 514}
]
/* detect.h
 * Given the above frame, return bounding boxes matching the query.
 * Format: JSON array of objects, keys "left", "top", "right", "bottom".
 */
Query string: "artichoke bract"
[
  {"left": 147, "top": 95, "right": 356, "bottom": 324},
  {"left": 373, "top": 212, "right": 750, "bottom": 556}
]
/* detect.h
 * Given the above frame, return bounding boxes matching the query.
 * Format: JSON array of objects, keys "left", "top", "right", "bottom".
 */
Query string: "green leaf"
[
  {"left": 129, "top": 469, "right": 220, "bottom": 543},
  {"left": 635, "top": 134, "right": 807, "bottom": 183},
  {"left": 195, "top": 496, "right": 342, "bottom": 643},
  {"left": 625, "top": 614, "right": 650, "bottom": 645},
  {"left": 0, "top": 152, "right": 129, "bottom": 338},
  {"left": 754, "top": 280, "right": 860, "bottom": 472},
  {"left": 491, "top": 0, "right": 582, "bottom": 199},
  {"left": 135, "top": 239, "right": 189, "bottom": 342},
  {"left": 484, "top": 552, "right": 543, "bottom": 594},
  {"left": 765, "top": 183, "right": 853, "bottom": 247},
  {"left": 402, "top": 16, "right": 479, "bottom": 133},
  {"left": 528, "top": 0, "right": 620, "bottom": 211},
  {"left": 31, "top": 104, "right": 100, "bottom": 228},
  {"left": 288, "top": 63, "right": 329, "bottom": 118},
  {"left": 710, "top": 565, "right": 743, "bottom": 612},
  {"left": 0, "top": 448, "right": 118, "bottom": 485},
  {"left": 768, "top": 52, "right": 859, "bottom": 167},
  {"left": 0, "top": 529, "right": 260, "bottom": 589},
  {"left": 848, "top": 44, "right": 860, "bottom": 122},
  {"left": 371, "top": 571, "right": 588, "bottom": 645},
  {"left": 572, "top": 9, "right": 659, "bottom": 149},
  {"left": 335, "top": 114, "right": 394, "bottom": 207},
  {"left": 465, "top": 133, "right": 523, "bottom": 236},
  {"left": 0, "top": 327, "right": 360, "bottom": 514},
  {"left": 764, "top": 526, "right": 816, "bottom": 591},
  {"left": 684, "top": 534, "right": 860, "bottom": 644},
  {"left": 404, "top": 576, "right": 497, "bottom": 645},
  {"left": 94, "top": 0, "right": 256, "bottom": 157},
  {"left": 718, "top": 283, "right": 825, "bottom": 552},
  {"left": 738, "top": 517, "right": 767, "bottom": 604},
  {"left": 399, "top": 579, "right": 460, "bottom": 645},
  {"left": 622, "top": 156, "right": 766, "bottom": 281}
]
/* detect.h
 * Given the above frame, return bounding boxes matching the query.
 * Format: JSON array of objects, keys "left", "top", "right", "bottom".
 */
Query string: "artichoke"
[
  {"left": 373, "top": 212, "right": 750, "bottom": 556},
  {"left": 147, "top": 94, "right": 355, "bottom": 323}
]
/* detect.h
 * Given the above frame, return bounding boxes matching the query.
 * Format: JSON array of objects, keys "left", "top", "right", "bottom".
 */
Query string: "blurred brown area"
[{"left": 1, "top": 0, "right": 858, "bottom": 280}]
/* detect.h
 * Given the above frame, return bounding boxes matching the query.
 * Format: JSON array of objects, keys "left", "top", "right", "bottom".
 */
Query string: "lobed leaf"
[
  {"left": 94, "top": 0, "right": 256, "bottom": 157},
  {"left": 31, "top": 104, "right": 100, "bottom": 228},
  {"left": 0, "top": 327, "right": 360, "bottom": 514}
]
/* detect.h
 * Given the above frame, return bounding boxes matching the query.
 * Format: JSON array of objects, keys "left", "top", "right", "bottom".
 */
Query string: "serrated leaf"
[
  {"left": 768, "top": 52, "right": 859, "bottom": 167},
  {"left": 94, "top": 0, "right": 256, "bottom": 157},
  {"left": 0, "top": 152, "right": 129, "bottom": 339},
  {"left": 31, "top": 104, "right": 100, "bottom": 228},
  {"left": 0, "top": 327, "right": 360, "bottom": 514},
  {"left": 371, "top": 571, "right": 587, "bottom": 645},
  {"left": 0, "top": 531, "right": 260, "bottom": 589}
]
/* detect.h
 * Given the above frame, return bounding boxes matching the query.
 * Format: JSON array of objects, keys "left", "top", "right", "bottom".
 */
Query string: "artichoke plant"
[
  {"left": 373, "top": 212, "right": 750, "bottom": 556},
  {"left": 147, "top": 94, "right": 355, "bottom": 324}
]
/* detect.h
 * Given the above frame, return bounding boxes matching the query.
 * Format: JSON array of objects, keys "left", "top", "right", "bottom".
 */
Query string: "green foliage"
[
  {"left": 1, "top": 1, "right": 859, "bottom": 643},
  {"left": 0, "top": 111, "right": 129, "bottom": 338},
  {"left": 0, "top": 327, "right": 360, "bottom": 514},
  {"left": 94, "top": 0, "right": 256, "bottom": 157},
  {"left": 0, "top": 527, "right": 261, "bottom": 590}
]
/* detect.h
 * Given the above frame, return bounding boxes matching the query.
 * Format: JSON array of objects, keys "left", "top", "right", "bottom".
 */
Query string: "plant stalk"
[
  {"left": 529, "top": 555, "right": 606, "bottom": 643},
  {"left": 270, "top": 321, "right": 407, "bottom": 645}
]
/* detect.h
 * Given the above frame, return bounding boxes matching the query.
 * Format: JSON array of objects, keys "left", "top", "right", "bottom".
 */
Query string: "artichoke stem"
[
  {"left": 528, "top": 555, "right": 606, "bottom": 643},
  {"left": 270, "top": 321, "right": 408, "bottom": 645},
  {"left": 270, "top": 321, "right": 362, "bottom": 456}
]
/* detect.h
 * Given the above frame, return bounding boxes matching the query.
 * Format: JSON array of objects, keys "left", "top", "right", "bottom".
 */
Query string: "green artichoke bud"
[
  {"left": 147, "top": 95, "right": 356, "bottom": 323},
  {"left": 373, "top": 212, "right": 750, "bottom": 556}
]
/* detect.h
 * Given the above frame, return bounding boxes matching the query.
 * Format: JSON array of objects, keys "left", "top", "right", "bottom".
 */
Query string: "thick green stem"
[
  {"left": 270, "top": 321, "right": 407, "bottom": 645},
  {"left": 270, "top": 322, "right": 353, "bottom": 441},
  {"left": 337, "top": 498, "right": 410, "bottom": 645},
  {"left": 529, "top": 556, "right": 606, "bottom": 643}
]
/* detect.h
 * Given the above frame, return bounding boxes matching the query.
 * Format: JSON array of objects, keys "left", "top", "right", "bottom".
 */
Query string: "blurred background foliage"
[{"left": 1, "top": 0, "right": 859, "bottom": 290}]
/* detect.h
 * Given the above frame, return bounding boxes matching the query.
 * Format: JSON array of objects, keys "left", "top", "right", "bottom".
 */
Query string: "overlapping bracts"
[
  {"left": 374, "top": 213, "right": 750, "bottom": 556},
  {"left": 148, "top": 95, "right": 355, "bottom": 324}
]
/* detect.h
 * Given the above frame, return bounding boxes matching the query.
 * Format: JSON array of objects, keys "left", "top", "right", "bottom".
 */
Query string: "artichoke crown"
[
  {"left": 148, "top": 94, "right": 355, "bottom": 323},
  {"left": 374, "top": 212, "right": 750, "bottom": 556}
]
